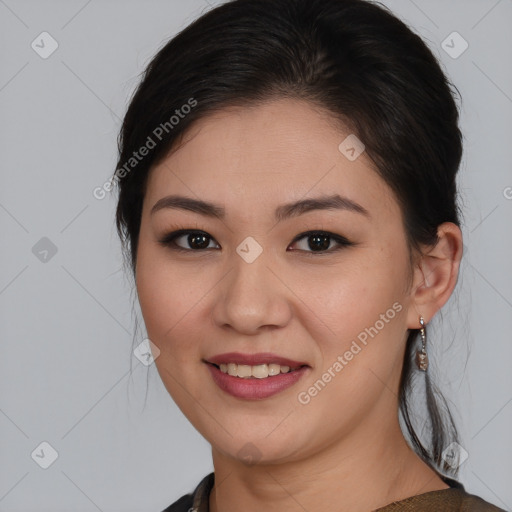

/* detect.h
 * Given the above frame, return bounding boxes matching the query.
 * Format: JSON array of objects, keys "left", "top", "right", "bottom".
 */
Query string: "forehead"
[{"left": 144, "top": 98, "right": 399, "bottom": 222}]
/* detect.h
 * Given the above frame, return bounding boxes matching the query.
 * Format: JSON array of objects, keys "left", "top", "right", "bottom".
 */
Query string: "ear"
[{"left": 406, "top": 222, "right": 463, "bottom": 329}]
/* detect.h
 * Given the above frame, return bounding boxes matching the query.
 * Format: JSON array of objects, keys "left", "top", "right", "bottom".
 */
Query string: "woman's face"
[{"left": 136, "top": 98, "right": 420, "bottom": 464}]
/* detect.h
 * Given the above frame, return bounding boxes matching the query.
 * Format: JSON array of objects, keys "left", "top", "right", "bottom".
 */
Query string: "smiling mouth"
[
  {"left": 205, "top": 358, "right": 311, "bottom": 400},
  {"left": 208, "top": 362, "right": 306, "bottom": 379}
]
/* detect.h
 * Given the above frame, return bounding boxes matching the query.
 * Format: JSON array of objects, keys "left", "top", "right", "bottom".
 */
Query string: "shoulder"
[
  {"left": 438, "top": 478, "right": 506, "bottom": 511},
  {"left": 162, "top": 473, "right": 507, "bottom": 512},
  {"left": 457, "top": 489, "right": 507, "bottom": 511},
  {"left": 376, "top": 487, "right": 507, "bottom": 511},
  {"left": 160, "top": 473, "right": 214, "bottom": 512}
]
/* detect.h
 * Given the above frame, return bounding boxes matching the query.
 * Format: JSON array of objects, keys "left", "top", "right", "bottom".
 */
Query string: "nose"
[{"left": 211, "top": 248, "right": 293, "bottom": 335}]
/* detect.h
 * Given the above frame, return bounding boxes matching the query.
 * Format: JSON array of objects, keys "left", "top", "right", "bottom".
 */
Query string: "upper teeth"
[{"left": 219, "top": 363, "right": 294, "bottom": 379}]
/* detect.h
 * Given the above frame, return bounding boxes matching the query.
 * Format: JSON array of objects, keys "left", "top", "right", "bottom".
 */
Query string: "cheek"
[
  {"left": 297, "top": 249, "right": 408, "bottom": 340},
  {"left": 135, "top": 249, "right": 210, "bottom": 413},
  {"left": 293, "top": 275, "right": 408, "bottom": 436},
  {"left": 135, "top": 241, "right": 194, "bottom": 356},
  {"left": 298, "top": 246, "right": 410, "bottom": 393}
]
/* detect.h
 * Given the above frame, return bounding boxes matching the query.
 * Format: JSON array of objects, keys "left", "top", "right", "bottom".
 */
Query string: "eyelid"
[
  {"left": 289, "top": 229, "right": 352, "bottom": 245},
  {"left": 158, "top": 229, "right": 220, "bottom": 252},
  {"left": 288, "top": 230, "right": 355, "bottom": 254}
]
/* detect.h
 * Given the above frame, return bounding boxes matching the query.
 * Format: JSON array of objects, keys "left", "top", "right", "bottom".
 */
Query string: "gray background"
[{"left": 0, "top": 0, "right": 511, "bottom": 510}]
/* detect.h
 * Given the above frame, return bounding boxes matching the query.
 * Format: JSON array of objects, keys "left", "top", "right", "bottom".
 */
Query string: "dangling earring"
[{"left": 416, "top": 316, "right": 429, "bottom": 371}]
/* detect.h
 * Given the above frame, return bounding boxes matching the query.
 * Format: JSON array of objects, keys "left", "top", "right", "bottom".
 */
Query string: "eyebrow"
[{"left": 150, "top": 193, "right": 370, "bottom": 220}]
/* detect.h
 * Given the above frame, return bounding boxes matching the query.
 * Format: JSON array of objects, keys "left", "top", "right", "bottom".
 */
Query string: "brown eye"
[
  {"left": 158, "top": 230, "right": 220, "bottom": 251},
  {"left": 185, "top": 233, "right": 211, "bottom": 250},
  {"left": 288, "top": 231, "right": 354, "bottom": 254}
]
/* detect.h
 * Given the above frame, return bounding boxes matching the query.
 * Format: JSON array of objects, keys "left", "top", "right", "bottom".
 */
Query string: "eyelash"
[{"left": 157, "top": 229, "right": 355, "bottom": 256}]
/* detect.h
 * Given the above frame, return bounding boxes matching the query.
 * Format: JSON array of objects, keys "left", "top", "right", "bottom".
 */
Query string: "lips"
[
  {"left": 206, "top": 352, "right": 309, "bottom": 368},
  {"left": 204, "top": 352, "right": 311, "bottom": 400}
]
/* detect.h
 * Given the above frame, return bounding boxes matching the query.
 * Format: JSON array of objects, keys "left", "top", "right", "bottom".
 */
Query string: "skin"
[{"left": 135, "top": 98, "right": 463, "bottom": 512}]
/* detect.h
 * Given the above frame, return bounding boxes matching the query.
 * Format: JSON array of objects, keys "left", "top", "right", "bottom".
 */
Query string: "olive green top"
[{"left": 162, "top": 472, "right": 506, "bottom": 511}]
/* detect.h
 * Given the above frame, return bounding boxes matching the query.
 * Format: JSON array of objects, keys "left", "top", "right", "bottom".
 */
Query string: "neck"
[{"left": 209, "top": 410, "right": 447, "bottom": 512}]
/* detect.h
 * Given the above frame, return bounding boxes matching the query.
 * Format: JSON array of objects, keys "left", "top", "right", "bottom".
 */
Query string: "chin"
[{"left": 207, "top": 428, "right": 310, "bottom": 467}]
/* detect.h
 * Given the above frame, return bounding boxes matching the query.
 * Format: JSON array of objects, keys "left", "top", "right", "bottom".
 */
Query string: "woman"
[{"left": 112, "top": 0, "right": 505, "bottom": 510}]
